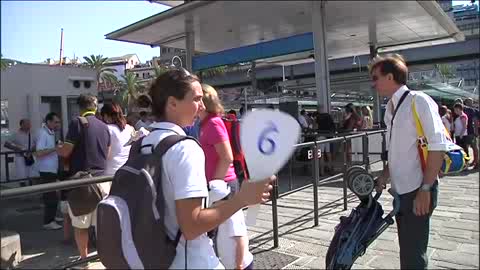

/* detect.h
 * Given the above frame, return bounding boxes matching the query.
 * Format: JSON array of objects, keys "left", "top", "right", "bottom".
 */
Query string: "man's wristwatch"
[{"left": 420, "top": 183, "right": 433, "bottom": 192}]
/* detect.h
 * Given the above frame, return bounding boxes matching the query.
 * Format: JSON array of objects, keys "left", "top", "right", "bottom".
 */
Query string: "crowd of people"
[
  {"left": 3, "top": 52, "right": 479, "bottom": 269},
  {"left": 439, "top": 98, "right": 479, "bottom": 169}
]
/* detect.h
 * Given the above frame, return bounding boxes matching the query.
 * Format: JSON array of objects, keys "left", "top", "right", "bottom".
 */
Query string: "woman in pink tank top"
[{"left": 198, "top": 84, "right": 239, "bottom": 195}]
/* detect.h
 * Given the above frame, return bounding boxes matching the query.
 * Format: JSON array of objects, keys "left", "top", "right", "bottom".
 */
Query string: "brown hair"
[
  {"left": 77, "top": 93, "right": 98, "bottom": 111},
  {"left": 368, "top": 53, "right": 408, "bottom": 85},
  {"left": 101, "top": 102, "right": 127, "bottom": 131},
  {"left": 453, "top": 103, "right": 464, "bottom": 110},
  {"left": 141, "top": 69, "right": 199, "bottom": 119},
  {"left": 201, "top": 84, "right": 224, "bottom": 114}
]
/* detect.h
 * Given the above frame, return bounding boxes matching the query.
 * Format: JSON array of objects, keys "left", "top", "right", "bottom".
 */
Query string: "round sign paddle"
[{"left": 240, "top": 109, "right": 301, "bottom": 225}]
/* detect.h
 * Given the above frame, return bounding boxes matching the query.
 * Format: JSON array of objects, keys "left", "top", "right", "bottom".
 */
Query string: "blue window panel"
[{"left": 192, "top": 32, "right": 314, "bottom": 71}]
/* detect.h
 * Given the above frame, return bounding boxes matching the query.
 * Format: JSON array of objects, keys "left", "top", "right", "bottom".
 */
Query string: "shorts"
[
  {"left": 67, "top": 202, "right": 97, "bottom": 229},
  {"left": 318, "top": 136, "right": 330, "bottom": 152}
]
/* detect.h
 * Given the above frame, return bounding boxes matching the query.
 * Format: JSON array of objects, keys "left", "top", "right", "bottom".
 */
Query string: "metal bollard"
[
  {"left": 272, "top": 176, "right": 279, "bottom": 248},
  {"left": 312, "top": 143, "right": 319, "bottom": 227},
  {"left": 362, "top": 134, "right": 370, "bottom": 173},
  {"left": 342, "top": 139, "right": 348, "bottom": 211}
]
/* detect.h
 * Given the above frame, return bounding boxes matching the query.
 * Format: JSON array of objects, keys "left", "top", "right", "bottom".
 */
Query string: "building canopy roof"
[{"left": 107, "top": 1, "right": 464, "bottom": 60}]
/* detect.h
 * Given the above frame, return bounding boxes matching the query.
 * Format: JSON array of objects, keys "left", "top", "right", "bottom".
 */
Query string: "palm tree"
[
  {"left": 120, "top": 72, "right": 141, "bottom": 113},
  {"left": 82, "top": 54, "right": 117, "bottom": 90},
  {"left": 153, "top": 66, "right": 168, "bottom": 79},
  {"left": 1, "top": 54, "right": 8, "bottom": 71},
  {"left": 436, "top": 64, "right": 456, "bottom": 83}
]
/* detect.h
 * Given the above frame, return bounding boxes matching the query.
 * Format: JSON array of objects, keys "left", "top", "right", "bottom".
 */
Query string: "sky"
[
  {"left": 1, "top": 0, "right": 170, "bottom": 63},
  {"left": 1, "top": 0, "right": 475, "bottom": 64}
]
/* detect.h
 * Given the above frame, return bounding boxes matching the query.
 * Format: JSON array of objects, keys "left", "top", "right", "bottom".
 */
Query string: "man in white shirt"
[
  {"left": 370, "top": 54, "right": 448, "bottom": 269},
  {"left": 3, "top": 118, "right": 36, "bottom": 186},
  {"left": 298, "top": 109, "right": 309, "bottom": 129},
  {"left": 35, "top": 112, "right": 62, "bottom": 230}
]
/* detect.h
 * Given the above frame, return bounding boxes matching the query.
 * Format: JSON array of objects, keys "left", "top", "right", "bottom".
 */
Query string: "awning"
[{"left": 106, "top": 1, "right": 464, "bottom": 61}]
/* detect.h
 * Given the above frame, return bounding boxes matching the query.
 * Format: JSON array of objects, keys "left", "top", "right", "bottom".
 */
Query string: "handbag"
[
  {"left": 23, "top": 133, "right": 35, "bottom": 166},
  {"left": 411, "top": 96, "right": 470, "bottom": 174},
  {"left": 66, "top": 171, "right": 103, "bottom": 216}
]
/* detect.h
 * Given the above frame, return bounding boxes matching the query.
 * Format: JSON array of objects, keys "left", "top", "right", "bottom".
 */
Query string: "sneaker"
[
  {"left": 55, "top": 216, "right": 64, "bottom": 222},
  {"left": 43, "top": 221, "right": 62, "bottom": 230}
]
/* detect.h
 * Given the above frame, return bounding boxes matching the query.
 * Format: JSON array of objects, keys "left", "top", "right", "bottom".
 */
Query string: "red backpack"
[{"left": 222, "top": 113, "right": 249, "bottom": 181}]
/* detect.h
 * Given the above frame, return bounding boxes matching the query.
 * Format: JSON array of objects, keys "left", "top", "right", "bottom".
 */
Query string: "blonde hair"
[{"left": 201, "top": 83, "right": 224, "bottom": 114}]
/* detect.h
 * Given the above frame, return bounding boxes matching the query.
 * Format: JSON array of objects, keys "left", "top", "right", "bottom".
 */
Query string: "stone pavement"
[{"left": 1, "top": 166, "right": 478, "bottom": 269}]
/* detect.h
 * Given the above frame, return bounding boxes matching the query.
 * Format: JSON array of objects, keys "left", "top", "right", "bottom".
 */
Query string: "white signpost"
[{"left": 240, "top": 109, "right": 301, "bottom": 225}]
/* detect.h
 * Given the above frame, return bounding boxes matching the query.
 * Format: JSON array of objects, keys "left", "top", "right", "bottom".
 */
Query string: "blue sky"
[
  {"left": 1, "top": 1, "right": 169, "bottom": 63},
  {"left": 1, "top": 0, "right": 474, "bottom": 64}
]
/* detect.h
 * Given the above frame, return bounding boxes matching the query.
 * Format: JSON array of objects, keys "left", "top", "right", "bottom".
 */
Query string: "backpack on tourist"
[
  {"left": 96, "top": 134, "right": 195, "bottom": 269},
  {"left": 222, "top": 113, "right": 250, "bottom": 181}
]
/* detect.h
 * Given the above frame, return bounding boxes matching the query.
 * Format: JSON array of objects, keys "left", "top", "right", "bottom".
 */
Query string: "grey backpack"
[{"left": 96, "top": 134, "right": 195, "bottom": 269}]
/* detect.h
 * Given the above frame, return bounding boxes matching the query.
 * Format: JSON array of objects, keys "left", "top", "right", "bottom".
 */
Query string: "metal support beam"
[
  {"left": 312, "top": 1, "right": 331, "bottom": 113},
  {"left": 368, "top": 17, "right": 381, "bottom": 124},
  {"left": 185, "top": 5, "right": 194, "bottom": 71}
]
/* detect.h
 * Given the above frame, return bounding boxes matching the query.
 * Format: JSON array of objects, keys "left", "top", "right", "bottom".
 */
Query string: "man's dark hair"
[
  {"left": 227, "top": 109, "right": 237, "bottom": 116},
  {"left": 146, "top": 69, "right": 200, "bottom": 119},
  {"left": 45, "top": 112, "right": 59, "bottom": 122},
  {"left": 19, "top": 118, "right": 29, "bottom": 126},
  {"left": 300, "top": 109, "right": 306, "bottom": 115},
  {"left": 77, "top": 94, "right": 98, "bottom": 111}
]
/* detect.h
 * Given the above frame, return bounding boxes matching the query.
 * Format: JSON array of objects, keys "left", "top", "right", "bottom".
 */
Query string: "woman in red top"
[{"left": 199, "top": 84, "right": 239, "bottom": 195}]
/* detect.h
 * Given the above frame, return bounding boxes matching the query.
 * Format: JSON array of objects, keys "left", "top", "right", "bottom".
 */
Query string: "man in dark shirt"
[
  {"left": 57, "top": 94, "right": 111, "bottom": 259},
  {"left": 463, "top": 98, "right": 479, "bottom": 168}
]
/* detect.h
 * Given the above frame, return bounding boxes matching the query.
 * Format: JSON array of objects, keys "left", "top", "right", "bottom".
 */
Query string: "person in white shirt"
[
  {"left": 298, "top": 109, "right": 309, "bottom": 130},
  {"left": 134, "top": 111, "right": 152, "bottom": 131},
  {"left": 3, "top": 118, "right": 36, "bottom": 185},
  {"left": 209, "top": 180, "right": 254, "bottom": 270},
  {"left": 138, "top": 69, "right": 274, "bottom": 269},
  {"left": 370, "top": 54, "right": 448, "bottom": 269},
  {"left": 34, "top": 112, "right": 63, "bottom": 230},
  {"left": 453, "top": 103, "right": 468, "bottom": 154},
  {"left": 100, "top": 103, "right": 134, "bottom": 176}
]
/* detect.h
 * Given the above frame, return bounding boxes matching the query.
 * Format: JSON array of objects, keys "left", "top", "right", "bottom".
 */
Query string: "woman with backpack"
[
  {"left": 198, "top": 84, "right": 240, "bottom": 196},
  {"left": 96, "top": 69, "right": 273, "bottom": 269}
]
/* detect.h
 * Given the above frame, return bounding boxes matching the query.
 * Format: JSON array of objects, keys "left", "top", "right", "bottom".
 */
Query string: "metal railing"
[{"left": 0, "top": 129, "right": 387, "bottom": 269}]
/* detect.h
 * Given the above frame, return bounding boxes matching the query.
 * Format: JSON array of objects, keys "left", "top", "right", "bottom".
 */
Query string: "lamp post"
[
  {"left": 352, "top": 55, "right": 362, "bottom": 72},
  {"left": 171, "top": 55, "right": 183, "bottom": 68}
]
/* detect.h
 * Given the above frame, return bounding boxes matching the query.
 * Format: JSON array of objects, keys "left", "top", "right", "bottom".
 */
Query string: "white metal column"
[
  {"left": 312, "top": 1, "right": 331, "bottom": 113},
  {"left": 185, "top": 14, "right": 194, "bottom": 71},
  {"left": 368, "top": 17, "right": 381, "bottom": 123}
]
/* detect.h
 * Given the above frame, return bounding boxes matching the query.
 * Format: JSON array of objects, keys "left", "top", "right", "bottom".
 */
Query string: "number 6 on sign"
[
  {"left": 240, "top": 110, "right": 301, "bottom": 225},
  {"left": 257, "top": 121, "right": 279, "bottom": 155}
]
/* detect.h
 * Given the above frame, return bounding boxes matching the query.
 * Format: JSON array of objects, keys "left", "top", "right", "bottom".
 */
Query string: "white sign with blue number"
[{"left": 240, "top": 109, "right": 301, "bottom": 225}]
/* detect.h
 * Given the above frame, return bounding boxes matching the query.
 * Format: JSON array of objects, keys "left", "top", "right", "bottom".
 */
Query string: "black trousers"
[
  {"left": 39, "top": 172, "right": 59, "bottom": 224},
  {"left": 395, "top": 181, "right": 438, "bottom": 269}
]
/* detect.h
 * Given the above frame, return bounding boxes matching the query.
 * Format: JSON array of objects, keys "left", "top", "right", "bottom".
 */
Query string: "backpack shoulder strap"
[
  {"left": 152, "top": 134, "right": 196, "bottom": 157},
  {"left": 411, "top": 96, "right": 424, "bottom": 138},
  {"left": 77, "top": 116, "right": 89, "bottom": 128}
]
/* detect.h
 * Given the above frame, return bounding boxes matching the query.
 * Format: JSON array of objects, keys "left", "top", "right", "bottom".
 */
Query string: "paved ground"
[{"left": 1, "top": 163, "right": 478, "bottom": 269}]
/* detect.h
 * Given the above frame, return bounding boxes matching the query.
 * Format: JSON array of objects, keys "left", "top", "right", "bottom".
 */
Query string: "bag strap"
[
  {"left": 388, "top": 90, "right": 410, "bottom": 143},
  {"left": 28, "top": 132, "right": 31, "bottom": 151}
]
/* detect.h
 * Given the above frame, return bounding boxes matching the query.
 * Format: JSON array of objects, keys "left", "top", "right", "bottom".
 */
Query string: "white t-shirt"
[
  {"left": 10, "top": 130, "right": 31, "bottom": 156},
  {"left": 105, "top": 124, "right": 134, "bottom": 176},
  {"left": 135, "top": 119, "right": 151, "bottom": 131},
  {"left": 216, "top": 210, "right": 253, "bottom": 269},
  {"left": 454, "top": 113, "right": 468, "bottom": 137},
  {"left": 141, "top": 122, "right": 223, "bottom": 270},
  {"left": 35, "top": 126, "right": 58, "bottom": 173}
]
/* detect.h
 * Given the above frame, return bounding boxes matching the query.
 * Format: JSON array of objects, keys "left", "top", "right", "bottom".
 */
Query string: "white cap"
[{"left": 208, "top": 180, "right": 231, "bottom": 207}]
